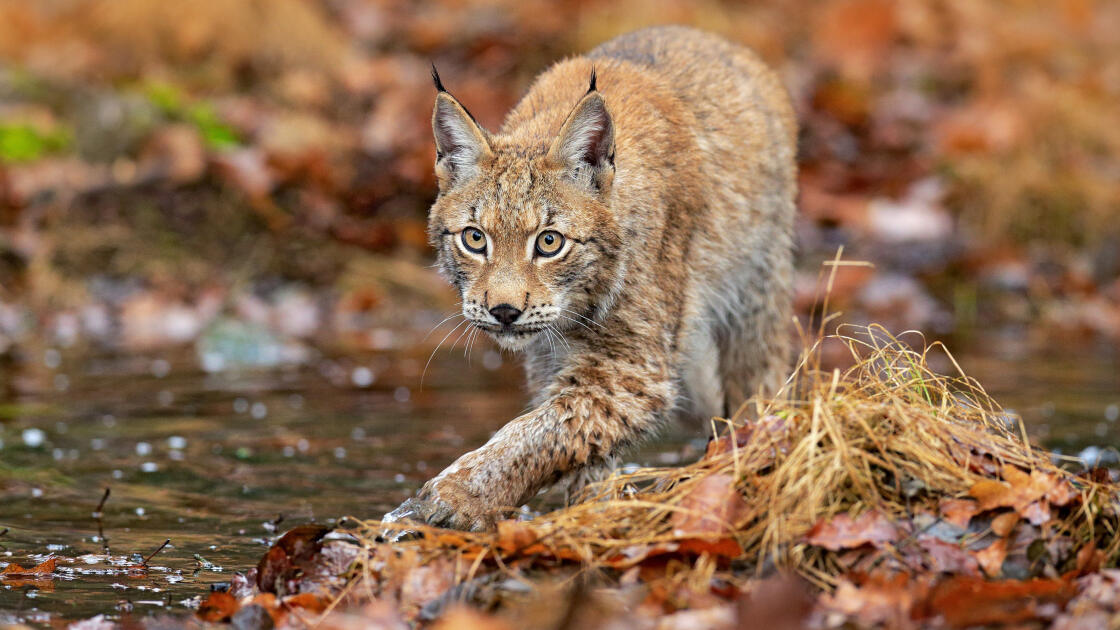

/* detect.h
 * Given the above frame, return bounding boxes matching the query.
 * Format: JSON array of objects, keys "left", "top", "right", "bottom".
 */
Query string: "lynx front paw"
[{"left": 381, "top": 479, "right": 498, "bottom": 536}]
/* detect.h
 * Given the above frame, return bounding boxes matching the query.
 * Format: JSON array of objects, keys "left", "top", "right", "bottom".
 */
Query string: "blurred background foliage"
[{"left": 0, "top": 0, "right": 1118, "bottom": 358}]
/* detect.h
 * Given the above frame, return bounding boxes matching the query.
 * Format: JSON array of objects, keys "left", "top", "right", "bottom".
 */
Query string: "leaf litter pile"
[{"left": 196, "top": 326, "right": 1120, "bottom": 629}]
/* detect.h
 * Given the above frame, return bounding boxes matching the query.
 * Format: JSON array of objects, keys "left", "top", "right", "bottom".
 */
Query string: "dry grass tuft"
[{"left": 346, "top": 323, "right": 1120, "bottom": 608}]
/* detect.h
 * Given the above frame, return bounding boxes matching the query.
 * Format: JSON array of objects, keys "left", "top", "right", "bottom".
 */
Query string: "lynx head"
[{"left": 426, "top": 68, "right": 622, "bottom": 352}]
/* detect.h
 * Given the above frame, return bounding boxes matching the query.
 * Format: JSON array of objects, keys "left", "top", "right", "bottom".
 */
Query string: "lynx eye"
[
  {"left": 535, "top": 231, "right": 565, "bottom": 257},
  {"left": 461, "top": 228, "right": 487, "bottom": 254}
]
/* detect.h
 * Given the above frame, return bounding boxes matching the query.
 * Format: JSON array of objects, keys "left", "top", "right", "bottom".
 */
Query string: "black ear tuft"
[
  {"left": 587, "top": 68, "right": 598, "bottom": 94},
  {"left": 431, "top": 63, "right": 446, "bottom": 93}
]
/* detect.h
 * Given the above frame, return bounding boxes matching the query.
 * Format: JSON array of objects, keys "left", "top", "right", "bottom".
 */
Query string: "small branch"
[
  {"left": 93, "top": 487, "right": 110, "bottom": 554},
  {"left": 141, "top": 539, "right": 171, "bottom": 567}
]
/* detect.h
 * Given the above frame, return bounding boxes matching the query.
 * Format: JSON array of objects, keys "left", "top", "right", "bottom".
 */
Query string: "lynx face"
[{"left": 427, "top": 76, "right": 621, "bottom": 351}]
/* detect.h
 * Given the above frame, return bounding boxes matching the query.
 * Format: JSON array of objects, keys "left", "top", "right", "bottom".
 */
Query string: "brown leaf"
[
  {"left": 671, "top": 474, "right": 752, "bottom": 537},
  {"left": 975, "top": 538, "right": 1008, "bottom": 578},
  {"left": 430, "top": 605, "right": 514, "bottom": 630},
  {"left": 990, "top": 511, "right": 1019, "bottom": 537},
  {"left": 197, "top": 590, "right": 239, "bottom": 622},
  {"left": 806, "top": 510, "right": 900, "bottom": 551},
  {"left": 819, "top": 574, "right": 915, "bottom": 628},
  {"left": 927, "top": 576, "right": 1075, "bottom": 628},
  {"left": 495, "top": 520, "right": 539, "bottom": 554},
  {"left": 282, "top": 592, "right": 327, "bottom": 613},
  {"left": 677, "top": 537, "right": 743, "bottom": 559},
  {"left": 1, "top": 557, "right": 57, "bottom": 577},
  {"left": 938, "top": 498, "right": 979, "bottom": 529},
  {"left": 968, "top": 467, "right": 1079, "bottom": 524},
  {"left": 916, "top": 538, "right": 980, "bottom": 576},
  {"left": 256, "top": 524, "right": 330, "bottom": 594}
]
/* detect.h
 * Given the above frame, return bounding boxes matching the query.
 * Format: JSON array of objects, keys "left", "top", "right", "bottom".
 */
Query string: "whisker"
[
  {"left": 557, "top": 313, "right": 596, "bottom": 334},
  {"left": 421, "top": 311, "right": 465, "bottom": 342},
  {"left": 556, "top": 306, "right": 604, "bottom": 329},
  {"left": 465, "top": 326, "right": 482, "bottom": 363},
  {"left": 421, "top": 318, "right": 470, "bottom": 388}
]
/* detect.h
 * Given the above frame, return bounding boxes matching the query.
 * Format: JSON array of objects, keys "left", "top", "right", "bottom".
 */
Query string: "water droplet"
[
  {"left": 233, "top": 398, "right": 249, "bottom": 414},
  {"left": 282, "top": 446, "right": 296, "bottom": 457},
  {"left": 30, "top": 487, "right": 43, "bottom": 498},
  {"left": 136, "top": 442, "right": 152, "bottom": 456},
  {"left": 1106, "top": 404, "right": 1119, "bottom": 422},
  {"left": 140, "top": 462, "right": 158, "bottom": 473},
  {"left": 112, "top": 469, "right": 124, "bottom": 479},
  {"left": 351, "top": 366, "right": 374, "bottom": 387},
  {"left": 350, "top": 427, "right": 366, "bottom": 440},
  {"left": 44, "top": 348, "right": 61, "bottom": 369},
  {"left": 135, "top": 507, "right": 146, "bottom": 516},
  {"left": 297, "top": 439, "right": 310, "bottom": 453},
  {"left": 102, "top": 414, "right": 117, "bottom": 428},
  {"left": 250, "top": 402, "right": 268, "bottom": 419},
  {"left": 150, "top": 358, "right": 171, "bottom": 378},
  {"left": 168, "top": 436, "right": 187, "bottom": 449},
  {"left": 393, "top": 386, "right": 411, "bottom": 403},
  {"left": 22, "top": 428, "right": 46, "bottom": 447},
  {"left": 393, "top": 473, "right": 406, "bottom": 483},
  {"left": 333, "top": 447, "right": 347, "bottom": 460}
]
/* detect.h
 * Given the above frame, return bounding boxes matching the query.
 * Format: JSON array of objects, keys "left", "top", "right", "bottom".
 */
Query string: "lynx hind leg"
[{"left": 716, "top": 274, "right": 792, "bottom": 417}]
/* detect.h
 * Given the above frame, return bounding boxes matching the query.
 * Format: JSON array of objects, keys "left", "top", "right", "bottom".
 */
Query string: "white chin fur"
[{"left": 490, "top": 331, "right": 536, "bottom": 352}]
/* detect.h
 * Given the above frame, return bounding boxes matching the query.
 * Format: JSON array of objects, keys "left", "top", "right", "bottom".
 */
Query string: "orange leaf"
[
  {"left": 495, "top": 520, "right": 539, "bottom": 554},
  {"left": 677, "top": 537, "right": 742, "bottom": 558},
  {"left": 928, "top": 576, "right": 1075, "bottom": 628},
  {"left": 938, "top": 498, "right": 979, "bottom": 529},
  {"left": 990, "top": 511, "right": 1018, "bottom": 537},
  {"left": 1, "top": 557, "right": 56, "bottom": 577},
  {"left": 806, "top": 510, "right": 900, "bottom": 551},
  {"left": 671, "top": 474, "right": 751, "bottom": 537},
  {"left": 974, "top": 538, "right": 1007, "bottom": 578},
  {"left": 197, "top": 591, "right": 239, "bottom": 622},
  {"left": 283, "top": 592, "right": 327, "bottom": 613}
]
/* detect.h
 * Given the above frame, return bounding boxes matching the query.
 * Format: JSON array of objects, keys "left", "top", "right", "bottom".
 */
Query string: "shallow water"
[{"left": 0, "top": 328, "right": 1116, "bottom": 624}]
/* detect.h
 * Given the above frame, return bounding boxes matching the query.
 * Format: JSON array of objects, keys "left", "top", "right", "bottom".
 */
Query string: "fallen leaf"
[
  {"left": 938, "top": 498, "right": 979, "bottom": 529},
  {"left": 671, "top": 474, "right": 752, "bottom": 537},
  {"left": 1, "top": 556, "right": 57, "bottom": 577},
  {"left": 257, "top": 524, "right": 330, "bottom": 594},
  {"left": 927, "top": 576, "right": 1075, "bottom": 628},
  {"left": 495, "top": 520, "right": 539, "bottom": 554},
  {"left": 819, "top": 574, "right": 915, "bottom": 628},
  {"left": 806, "top": 510, "right": 900, "bottom": 551},
  {"left": 975, "top": 538, "right": 1008, "bottom": 578},
  {"left": 197, "top": 590, "right": 239, "bottom": 622},
  {"left": 430, "top": 605, "right": 514, "bottom": 630},
  {"left": 990, "top": 511, "right": 1019, "bottom": 537},
  {"left": 915, "top": 538, "right": 981, "bottom": 576}
]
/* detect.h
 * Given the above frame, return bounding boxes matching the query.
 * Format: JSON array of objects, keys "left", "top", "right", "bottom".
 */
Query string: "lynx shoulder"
[{"left": 385, "top": 25, "right": 797, "bottom": 531}]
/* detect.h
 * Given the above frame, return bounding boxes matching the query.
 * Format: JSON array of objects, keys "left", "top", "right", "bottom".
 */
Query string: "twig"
[
  {"left": 141, "top": 539, "right": 171, "bottom": 567},
  {"left": 93, "top": 487, "right": 110, "bottom": 554}
]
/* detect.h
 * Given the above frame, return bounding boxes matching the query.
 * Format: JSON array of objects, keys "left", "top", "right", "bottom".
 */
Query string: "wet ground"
[{"left": 0, "top": 327, "right": 1117, "bottom": 624}]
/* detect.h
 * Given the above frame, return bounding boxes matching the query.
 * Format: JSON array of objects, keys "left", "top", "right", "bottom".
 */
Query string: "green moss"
[{"left": 0, "top": 122, "right": 71, "bottom": 164}]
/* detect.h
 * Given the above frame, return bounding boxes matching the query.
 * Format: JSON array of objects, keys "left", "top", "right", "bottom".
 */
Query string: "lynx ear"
[
  {"left": 547, "top": 87, "right": 615, "bottom": 195},
  {"left": 432, "top": 78, "right": 492, "bottom": 189}
]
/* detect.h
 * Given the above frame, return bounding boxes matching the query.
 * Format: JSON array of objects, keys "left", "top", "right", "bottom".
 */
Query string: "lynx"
[{"left": 384, "top": 26, "right": 797, "bottom": 531}]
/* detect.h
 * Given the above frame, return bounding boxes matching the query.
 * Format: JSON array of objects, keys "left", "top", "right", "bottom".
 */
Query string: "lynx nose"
[{"left": 489, "top": 304, "right": 522, "bottom": 326}]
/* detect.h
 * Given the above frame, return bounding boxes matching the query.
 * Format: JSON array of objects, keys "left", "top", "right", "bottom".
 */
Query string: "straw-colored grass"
[{"left": 346, "top": 323, "right": 1120, "bottom": 612}]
